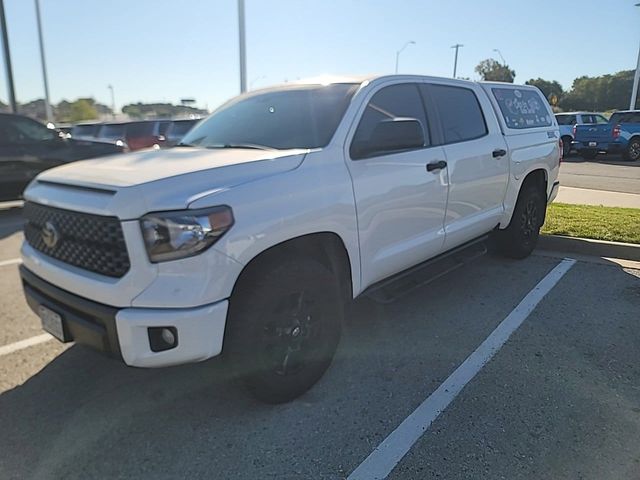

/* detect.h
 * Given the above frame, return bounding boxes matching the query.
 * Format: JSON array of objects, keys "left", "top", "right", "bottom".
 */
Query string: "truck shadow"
[{"left": 0, "top": 253, "right": 637, "bottom": 479}]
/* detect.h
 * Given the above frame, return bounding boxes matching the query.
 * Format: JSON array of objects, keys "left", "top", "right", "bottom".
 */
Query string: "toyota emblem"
[{"left": 41, "top": 221, "right": 60, "bottom": 249}]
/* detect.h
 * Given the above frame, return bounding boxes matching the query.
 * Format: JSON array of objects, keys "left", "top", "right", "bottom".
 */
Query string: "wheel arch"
[
  {"left": 230, "top": 232, "right": 355, "bottom": 303},
  {"left": 499, "top": 167, "right": 549, "bottom": 228}
]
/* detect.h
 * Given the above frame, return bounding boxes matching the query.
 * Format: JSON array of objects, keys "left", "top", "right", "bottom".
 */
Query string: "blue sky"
[{"left": 1, "top": 0, "right": 639, "bottom": 111}]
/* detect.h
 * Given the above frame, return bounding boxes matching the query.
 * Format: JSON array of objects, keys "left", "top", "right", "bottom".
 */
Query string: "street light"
[
  {"left": 0, "top": 0, "right": 17, "bottom": 113},
  {"left": 107, "top": 85, "right": 115, "bottom": 120},
  {"left": 493, "top": 48, "right": 506, "bottom": 65},
  {"left": 34, "top": 0, "right": 52, "bottom": 122},
  {"left": 630, "top": 2, "right": 640, "bottom": 109},
  {"left": 238, "top": 0, "right": 247, "bottom": 93},
  {"left": 451, "top": 43, "right": 463, "bottom": 78},
  {"left": 395, "top": 40, "right": 415, "bottom": 74}
]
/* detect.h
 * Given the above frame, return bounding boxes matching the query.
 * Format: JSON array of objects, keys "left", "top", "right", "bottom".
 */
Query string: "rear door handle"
[
  {"left": 426, "top": 160, "right": 447, "bottom": 172},
  {"left": 492, "top": 149, "right": 507, "bottom": 158}
]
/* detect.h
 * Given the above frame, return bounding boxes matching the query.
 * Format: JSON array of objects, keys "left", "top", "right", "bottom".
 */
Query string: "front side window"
[
  {"left": 181, "top": 84, "right": 357, "bottom": 150},
  {"left": 430, "top": 84, "right": 488, "bottom": 143},
  {"left": 492, "top": 87, "right": 552, "bottom": 129},
  {"left": 99, "top": 124, "right": 126, "bottom": 139},
  {"left": 350, "top": 83, "right": 429, "bottom": 158}
]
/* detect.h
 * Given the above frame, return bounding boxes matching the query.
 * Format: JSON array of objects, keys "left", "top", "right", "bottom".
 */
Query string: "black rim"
[
  {"left": 260, "top": 291, "right": 323, "bottom": 376},
  {"left": 629, "top": 142, "right": 640, "bottom": 161},
  {"left": 520, "top": 199, "right": 539, "bottom": 240}
]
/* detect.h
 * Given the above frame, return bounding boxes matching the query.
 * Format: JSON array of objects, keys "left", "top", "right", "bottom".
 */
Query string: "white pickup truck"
[{"left": 20, "top": 75, "right": 560, "bottom": 403}]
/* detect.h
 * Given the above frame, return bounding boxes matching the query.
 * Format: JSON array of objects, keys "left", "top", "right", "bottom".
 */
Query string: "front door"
[{"left": 346, "top": 82, "right": 449, "bottom": 288}]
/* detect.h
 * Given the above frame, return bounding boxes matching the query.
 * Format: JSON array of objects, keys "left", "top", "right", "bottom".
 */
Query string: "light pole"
[
  {"left": 630, "top": 3, "right": 640, "bottom": 109},
  {"left": 493, "top": 48, "right": 506, "bottom": 65},
  {"left": 34, "top": 0, "right": 52, "bottom": 122},
  {"left": 238, "top": 0, "right": 247, "bottom": 93},
  {"left": 107, "top": 85, "right": 115, "bottom": 120},
  {"left": 0, "top": 0, "right": 17, "bottom": 113},
  {"left": 395, "top": 40, "right": 415, "bottom": 74},
  {"left": 451, "top": 43, "right": 463, "bottom": 78}
]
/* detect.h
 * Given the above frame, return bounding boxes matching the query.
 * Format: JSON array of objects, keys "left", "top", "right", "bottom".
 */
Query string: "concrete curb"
[{"left": 538, "top": 235, "right": 640, "bottom": 261}]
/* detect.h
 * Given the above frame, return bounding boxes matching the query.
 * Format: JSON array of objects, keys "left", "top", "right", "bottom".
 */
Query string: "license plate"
[
  {"left": 589, "top": 142, "right": 597, "bottom": 147},
  {"left": 38, "top": 305, "right": 65, "bottom": 341}
]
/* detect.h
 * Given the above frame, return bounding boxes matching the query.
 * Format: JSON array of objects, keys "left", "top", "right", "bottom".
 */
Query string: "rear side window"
[
  {"left": 492, "top": 88, "right": 552, "bottom": 129},
  {"left": 555, "top": 114, "right": 576, "bottom": 126},
  {"left": 351, "top": 83, "right": 430, "bottom": 157},
  {"left": 427, "top": 84, "right": 487, "bottom": 143},
  {"left": 610, "top": 112, "right": 640, "bottom": 124}
]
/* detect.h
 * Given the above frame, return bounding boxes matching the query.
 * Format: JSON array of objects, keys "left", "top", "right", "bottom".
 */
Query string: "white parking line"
[
  {"left": 348, "top": 258, "right": 577, "bottom": 480},
  {"left": 0, "top": 258, "right": 21, "bottom": 267},
  {"left": 0, "top": 333, "right": 53, "bottom": 357}
]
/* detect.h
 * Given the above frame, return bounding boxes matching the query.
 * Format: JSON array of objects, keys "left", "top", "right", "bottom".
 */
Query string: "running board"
[{"left": 363, "top": 235, "right": 489, "bottom": 304}]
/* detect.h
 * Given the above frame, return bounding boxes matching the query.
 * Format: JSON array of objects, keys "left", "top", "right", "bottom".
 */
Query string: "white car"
[{"left": 20, "top": 75, "right": 561, "bottom": 403}]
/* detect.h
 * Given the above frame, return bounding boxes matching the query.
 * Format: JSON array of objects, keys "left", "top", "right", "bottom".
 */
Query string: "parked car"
[
  {"left": 555, "top": 112, "right": 608, "bottom": 157},
  {"left": 70, "top": 122, "right": 102, "bottom": 141},
  {"left": 19, "top": 76, "right": 560, "bottom": 403},
  {"left": 574, "top": 110, "right": 640, "bottom": 161},
  {"left": 0, "top": 113, "right": 124, "bottom": 201},
  {"left": 96, "top": 120, "right": 171, "bottom": 151},
  {"left": 163, "top": 119, "right": 198, "bottom": 147}
]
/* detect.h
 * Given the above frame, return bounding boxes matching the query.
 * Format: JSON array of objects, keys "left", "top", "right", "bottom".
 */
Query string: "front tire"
[
  {"left": 225, "top": 256, "right": 343, "bottom": 404},
  {"left": 493, "top": 182, "right": 546, "bottom": 259}
]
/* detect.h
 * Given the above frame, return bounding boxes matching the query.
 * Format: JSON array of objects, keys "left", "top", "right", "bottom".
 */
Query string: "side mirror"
[{"left": 353, "top": 118, "right": 425, "bottom": 159}]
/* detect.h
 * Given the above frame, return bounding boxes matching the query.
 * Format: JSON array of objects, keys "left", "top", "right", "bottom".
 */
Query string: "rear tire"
[
  {"left": 623, "top": 138, "right": 640, "bottom": 162},
  {"left": 225, "top": 256, "right": 342, "bottom": 404},
  {"left": 579, "top": 149, "right": 597, "bottom": 160},
  {"left": 493, "top": 181, "right": 546, "bottom": 259}
]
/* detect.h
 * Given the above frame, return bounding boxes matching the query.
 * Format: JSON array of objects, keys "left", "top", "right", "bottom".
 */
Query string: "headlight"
[{"left": 140, "top": 206, "right": 234, "bottom": 262}]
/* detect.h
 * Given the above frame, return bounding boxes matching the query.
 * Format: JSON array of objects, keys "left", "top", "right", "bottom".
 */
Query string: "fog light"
[{"left": 148, "top": 326, "right": 178, "bottom": 352}]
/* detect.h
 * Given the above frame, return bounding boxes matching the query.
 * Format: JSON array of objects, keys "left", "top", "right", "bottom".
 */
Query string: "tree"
[
  {"left": 525, "top": 78, "right": 564, "bottom": 104},
  {"left": 122, "top": 102, "right": 207, "bottom": 119},
  {"left": 559, "top": 70, "right": 634, "bottom": 111},
  {"left": 475, "top": 59, "right": 516, "bottom": 83}
]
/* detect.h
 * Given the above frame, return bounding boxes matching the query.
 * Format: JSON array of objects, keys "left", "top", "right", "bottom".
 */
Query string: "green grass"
[{"left": 542, "top": 203, "right": 640, "bottom": 244}]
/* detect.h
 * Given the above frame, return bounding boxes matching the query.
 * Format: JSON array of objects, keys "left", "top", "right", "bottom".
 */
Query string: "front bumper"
[{"left": 20, "top": 266, "right": 228, "bottom": 368}]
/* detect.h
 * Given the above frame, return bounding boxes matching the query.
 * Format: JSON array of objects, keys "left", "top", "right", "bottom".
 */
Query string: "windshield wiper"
[{"left": 207, "top": 143, "right": 276, "bottom": 151}]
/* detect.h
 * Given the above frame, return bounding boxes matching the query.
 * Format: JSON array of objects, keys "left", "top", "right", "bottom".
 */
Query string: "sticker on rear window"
[{"left": 492, "top": 88, "right": 552, "bottom": 129}]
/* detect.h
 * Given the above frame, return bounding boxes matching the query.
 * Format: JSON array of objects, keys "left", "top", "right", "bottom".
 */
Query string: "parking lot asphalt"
[
  {"left": 560, "top": 155, "right": 640, "bottom": 195},
  {"left": 0, "top": 207, "right": 638, "bottom": 479}
]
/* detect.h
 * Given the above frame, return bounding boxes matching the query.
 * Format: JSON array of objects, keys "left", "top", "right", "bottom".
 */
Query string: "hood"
[
  {"left": 26, "top": 147, "right": 307, "bottom": 218},
  {"left": 37, "top": 147, "right": 306, "bottom": 188}
]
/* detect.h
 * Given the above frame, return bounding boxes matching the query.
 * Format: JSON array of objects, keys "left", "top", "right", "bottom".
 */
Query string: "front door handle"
[
  {"left": 492, "top": 149, "right": 507, "bottom": 158},
  {"left": 426, "top": 160, "right": 447, "bottom": 172}
]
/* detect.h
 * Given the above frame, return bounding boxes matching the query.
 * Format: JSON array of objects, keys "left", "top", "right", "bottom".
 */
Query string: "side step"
[{"left": 363, "top": 236, "right": 489, "bottom": 304}]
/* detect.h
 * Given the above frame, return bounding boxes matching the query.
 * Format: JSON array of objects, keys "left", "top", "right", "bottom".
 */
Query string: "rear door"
[
  {"left": 424, "top": 82, "right": 509, "bottom": 250},
  {"left": 345, "top": 82, "right": 448, "bottom": 287}
]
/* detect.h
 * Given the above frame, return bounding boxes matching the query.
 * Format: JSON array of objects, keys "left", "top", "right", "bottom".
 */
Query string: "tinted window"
[
  {"left": 181, "top": 84, "right": 357, "bottom": 150},
  {"left": 168, "top": 120, "right": 197, "bottom": 138},
  {"left": 126, "top": 122, "right": 155, "bottom": 137},
  {"left": 99, "top": 124, "right": 126, "bottom": 139},
  {"left": 430, "top": 84, "right": 487, "bottom": 143},
  {"left": 350, "top": 83, "right": 429, "bottom": 158},
  {"left": 0, "top": 116, "right": 55, "bottom": 144},
  {"left": 555, "top": 114, "right": 576, "bottom": 125},
  {"left": 72, "top": 124, "right": 99, "bottom": 137},
  {"left": 492, "top": 87, "right": 552, "bottom": 129},
  {"left": 609, "top": 112, "right": 640, "bottom": 124}
]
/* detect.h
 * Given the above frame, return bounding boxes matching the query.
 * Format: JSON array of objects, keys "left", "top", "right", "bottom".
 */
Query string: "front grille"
[{"left": 23, "top": 202, "right": 130, "bottom": 278}]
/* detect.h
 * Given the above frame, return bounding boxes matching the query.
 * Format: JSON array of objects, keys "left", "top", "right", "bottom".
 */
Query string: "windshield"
[
  {"left": 72, "top": 124, "right": 99, "bottom": 137},
  {"left": 181, "top": 84, "right": 358, "bottom": 150}
]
